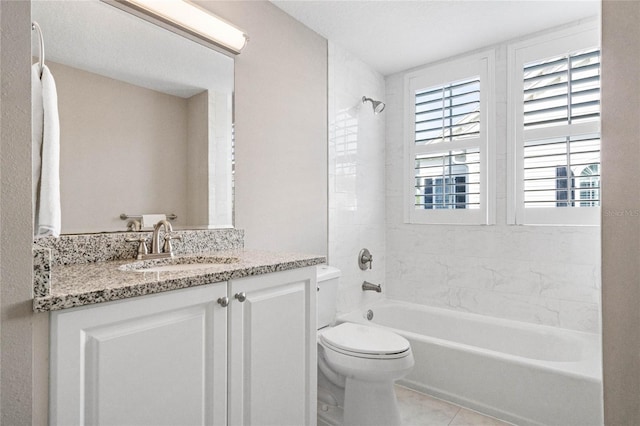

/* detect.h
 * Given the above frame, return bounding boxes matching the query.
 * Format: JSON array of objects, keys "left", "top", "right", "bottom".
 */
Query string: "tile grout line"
[
  {"left": 396, "top": 384, "right": 514, "bottom": 426},
  {"left": 447, "top": 406, "right": 463, "bottom": 426}
]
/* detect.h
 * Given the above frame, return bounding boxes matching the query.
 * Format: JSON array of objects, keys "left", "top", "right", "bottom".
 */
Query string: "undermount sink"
[{"left": 119, "top": 255, "right": 240, "bottom": 273}]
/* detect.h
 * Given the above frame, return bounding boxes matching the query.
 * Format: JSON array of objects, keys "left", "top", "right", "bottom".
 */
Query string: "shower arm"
[{"left": 362, "top": 96, "right": 386, "bottom": 114}]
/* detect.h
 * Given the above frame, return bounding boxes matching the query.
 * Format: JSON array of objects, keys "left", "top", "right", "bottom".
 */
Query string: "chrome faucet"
[
  {"left": 125, "top": 219, "right": 182, "bottom": 260},
  {"left": 150, "top": 219, "right": 182, "bottom": 258},
  {"left": 362, "top": 281, "right": 382, "bottom": 293}
]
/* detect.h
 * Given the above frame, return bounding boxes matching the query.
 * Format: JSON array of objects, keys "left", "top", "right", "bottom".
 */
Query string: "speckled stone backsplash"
[{"left": 34, "top": 228, "right": 244, "bottom": 266}]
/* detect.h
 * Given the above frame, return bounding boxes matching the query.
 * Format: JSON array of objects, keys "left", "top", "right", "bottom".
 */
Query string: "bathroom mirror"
[{"left": 32, "top": 0, "right": 234, "bottom": 234}]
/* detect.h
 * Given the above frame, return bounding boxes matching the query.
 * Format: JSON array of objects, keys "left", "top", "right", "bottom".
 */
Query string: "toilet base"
[
  {"left": 317, "top": 378, "right": 403, "bottom": 426},
  {"left": 343, "top": 378, "right": 401, "bottom": 426},
  {"left": 318, "top": 381, "right": 401, "bottom": 426},
  {"left": 317, "top": 400, "right": 343, "bottom": 426}
]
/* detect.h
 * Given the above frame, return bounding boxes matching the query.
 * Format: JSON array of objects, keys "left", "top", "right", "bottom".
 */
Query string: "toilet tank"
[{"left": 316, "top": 265, "right": 341, "bottom": 329}]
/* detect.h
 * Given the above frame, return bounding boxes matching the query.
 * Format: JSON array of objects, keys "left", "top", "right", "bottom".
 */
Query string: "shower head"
[{"left": 362, "top": 96, "right": 386, "bottom": 114}]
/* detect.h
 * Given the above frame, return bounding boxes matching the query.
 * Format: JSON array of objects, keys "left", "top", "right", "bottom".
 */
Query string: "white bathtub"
[{"left": 339, "top": 300, "right": 603, "bottom": 426}]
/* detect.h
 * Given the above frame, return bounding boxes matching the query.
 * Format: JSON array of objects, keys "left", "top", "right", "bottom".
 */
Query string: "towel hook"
[{"left": 31, "top": 21, "right": 45, "bottom": 78}]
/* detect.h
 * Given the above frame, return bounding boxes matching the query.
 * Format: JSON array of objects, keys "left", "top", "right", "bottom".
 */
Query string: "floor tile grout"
[{"left": 395, "top": 384, "right": 513, "bottom": 426}]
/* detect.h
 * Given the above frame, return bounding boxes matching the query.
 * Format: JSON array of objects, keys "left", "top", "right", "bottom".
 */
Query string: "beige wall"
[
  {"left": 50, "top": 62, "right": 190, "bottom": 233},
  {"left": 0, "top": 1, "right": 38, "bottom": 423},
  {"left": 201, "top": 1, "right": 328, "bottom": 255},
  {"left": 601, "top": 1, "right": 640, "bottom": 423},
  {"left": 0, "top": 0, "right": 328, "bottom": 421}
]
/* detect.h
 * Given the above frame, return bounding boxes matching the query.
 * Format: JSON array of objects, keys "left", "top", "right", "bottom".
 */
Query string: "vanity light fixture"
[{"left": 103, "top": 0, "right": 248, "bottom": 55}]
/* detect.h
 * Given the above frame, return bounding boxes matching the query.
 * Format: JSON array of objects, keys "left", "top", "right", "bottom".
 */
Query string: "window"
[
  {"left": 417, "top": 150, "right": 478, "bottom": 210},
  {"left": 405, "top": 52, "right": 494, "bottom": 225},
  {"left": 579, "top": 164, "right": 599, "bottom": 207},
  {"left": 508, "top": 24, "right": 600, "bottom": 225}
]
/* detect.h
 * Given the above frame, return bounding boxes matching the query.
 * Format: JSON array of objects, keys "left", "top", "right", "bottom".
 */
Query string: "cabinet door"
[
  {"left": 228, "top": 267, "right": 317, "bottom": 426},
  {"left": 50, "top": 284, "right": 228, "bottom": 426}
]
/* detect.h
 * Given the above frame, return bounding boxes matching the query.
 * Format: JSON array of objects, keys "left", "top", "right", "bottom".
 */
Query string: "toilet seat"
[{"left": 319, "top": 323, "right": 410, "bottom": 359}]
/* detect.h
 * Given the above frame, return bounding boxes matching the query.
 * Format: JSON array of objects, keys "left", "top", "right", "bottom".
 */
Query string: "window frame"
[
  {"left": 404, "top": 51, "right": 496, "bottom": 225},
  {"left": 507, "top": 22, "right": 600, "bottom": 226}
]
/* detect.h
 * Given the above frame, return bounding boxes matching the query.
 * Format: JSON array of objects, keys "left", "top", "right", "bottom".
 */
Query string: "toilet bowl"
[{"left": 316, "top": 266, "right": 414, "bottom": 426}]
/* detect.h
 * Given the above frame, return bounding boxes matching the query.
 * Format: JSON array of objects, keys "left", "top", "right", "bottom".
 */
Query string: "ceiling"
[
  {"left": 271, "top": 0, "right": 600, "bottom": 76},
  {"left": 32, "top": 0, "right": 233, "bottom": 98}
]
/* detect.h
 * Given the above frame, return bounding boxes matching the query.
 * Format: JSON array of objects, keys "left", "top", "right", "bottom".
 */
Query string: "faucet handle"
[
  {"left": 126, "top": 219, "right": 141, "bottom": 231},
  {"left": 162, "top": 233, "right": 182, "bottom": 254},
  {"left": 358, "top": 248, "right": 373, "bottom": 270},
  {"left": 126, "top": 236, "right": 148, "bottom": 259}
]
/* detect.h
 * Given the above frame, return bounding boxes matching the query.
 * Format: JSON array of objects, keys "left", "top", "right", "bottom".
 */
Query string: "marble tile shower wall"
[
  {"left": 385, "top": 44, "right": 601, "bottom": 334},
  {"left": 328, "top": 42, "right": 387, "bottom": 315}
]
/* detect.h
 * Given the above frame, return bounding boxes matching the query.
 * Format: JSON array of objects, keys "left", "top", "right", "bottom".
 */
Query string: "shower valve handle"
[{"left": 358, "top": 248, "right": 373, "bottom": 270}]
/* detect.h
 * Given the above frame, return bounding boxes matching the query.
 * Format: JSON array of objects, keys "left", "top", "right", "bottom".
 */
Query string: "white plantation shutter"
[
  {"left": 415, "top": 77, "right": 481, "bottom": 144},
  {"left": 405, "top": 52, "right": 494, "bottom": 225},
  {"left": 509, "top": 24, "right": 600, "bottom": 225},
  {"left": 414, "top": 78, "right": 481, "bottom": 211},
  {"left": 523, "top": 49, "right": 600, "bottom": 130},
  {"left": 523, "top": 134, "right": 600, "bottom": 208},
  {"left": 415, "top": 149, "right": 480, "bottom": 210},
  {"left": 522, "top": 49, "right": 601, "bottom": 209}
]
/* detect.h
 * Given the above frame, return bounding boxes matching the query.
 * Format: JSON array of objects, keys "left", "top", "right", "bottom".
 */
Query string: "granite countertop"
[{"left": 34, "top": 249, "right": 326, "bottom": 312}]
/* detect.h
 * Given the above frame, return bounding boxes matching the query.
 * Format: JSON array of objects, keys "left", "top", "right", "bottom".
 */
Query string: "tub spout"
[{"left": 362, "top": 281, "right": 382, "bottom": 293}]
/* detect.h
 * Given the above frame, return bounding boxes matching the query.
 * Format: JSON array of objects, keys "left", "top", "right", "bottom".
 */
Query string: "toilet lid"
[{"left": 319, "top": 323, "right": 410, "bottom": 356}]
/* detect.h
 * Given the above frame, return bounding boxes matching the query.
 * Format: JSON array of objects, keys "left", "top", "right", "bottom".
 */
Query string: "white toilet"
[{"left": 316, "top": 265, "right": 414, "bottom": 426}]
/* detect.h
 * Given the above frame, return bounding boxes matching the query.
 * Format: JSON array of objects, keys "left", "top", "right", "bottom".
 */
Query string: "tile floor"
[{"left": 395, "top": 385, "right": 513, "bottom": 426}]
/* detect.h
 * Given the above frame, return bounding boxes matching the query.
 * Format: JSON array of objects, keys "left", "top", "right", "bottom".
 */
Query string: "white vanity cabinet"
[
  {"left": 50, "top": 283, "right": 229, "bottom": 426},
  {"left": 228, "top": 267, "right": 317, "bottom": 426},
  {"left": 50, "top": 266, "right": 317, "bottom": 426}
]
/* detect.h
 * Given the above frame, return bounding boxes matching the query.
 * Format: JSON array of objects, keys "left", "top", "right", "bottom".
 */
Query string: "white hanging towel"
[
  {"left": 32, "top": 63, "right": 43, "bottom": 226},
  {"left": 33, "top": 64, "right": 61, "bottom": 237}
]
